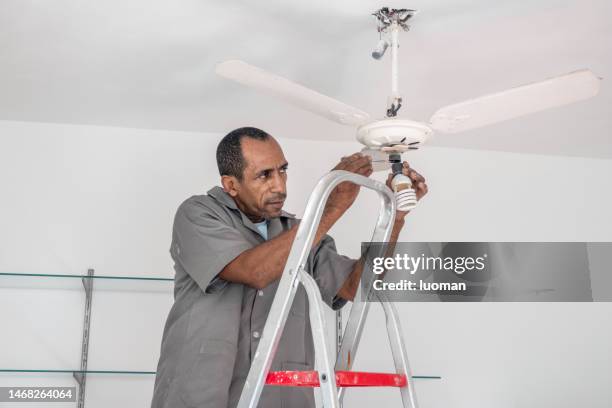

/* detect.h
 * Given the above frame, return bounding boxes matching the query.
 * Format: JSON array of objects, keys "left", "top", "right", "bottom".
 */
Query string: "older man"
[{"left": 151, "top": 127, "right": 427, "bottom": 408}]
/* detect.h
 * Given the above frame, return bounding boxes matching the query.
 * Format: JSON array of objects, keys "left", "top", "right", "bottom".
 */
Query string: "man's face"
[{"left": 227, "top": 137, "right": 288, "bottom": 221}]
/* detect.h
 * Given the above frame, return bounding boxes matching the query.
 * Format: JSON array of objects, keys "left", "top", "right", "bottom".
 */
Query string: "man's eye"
[
  {"left": 259, "top": 171, "right": 270, "bottom": 179},
  {"left": 280, "top": 167, "right": 288, "bottom": 174}
]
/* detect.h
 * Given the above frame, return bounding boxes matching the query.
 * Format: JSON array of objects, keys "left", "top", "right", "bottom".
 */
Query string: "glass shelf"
[
  {"left": 0, "top": 369, "right": 156, "bottom": 375},
  {"left": 1, "top": 272, "right": 442, "bottom": 385},
  {"left": 0, "top": 272, "right": 173, "bottom": 292},
  {"left": 0, "top": 369, "right": 440, "bottom": 380}
]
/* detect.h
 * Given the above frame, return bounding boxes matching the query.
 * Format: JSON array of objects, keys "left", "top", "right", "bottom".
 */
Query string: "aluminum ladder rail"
[{"left": 237, "top": 169, "right": 418, "bottom": 408}]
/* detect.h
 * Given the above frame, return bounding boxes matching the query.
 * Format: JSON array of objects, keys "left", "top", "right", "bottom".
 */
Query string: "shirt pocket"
[{"left": 178, "top": 339, "right": 237, "bottom": 407}]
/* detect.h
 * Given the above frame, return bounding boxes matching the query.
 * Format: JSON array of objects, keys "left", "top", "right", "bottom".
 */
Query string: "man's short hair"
[{"left": 216, "top": 127, "right": 271, "bottom": 180}]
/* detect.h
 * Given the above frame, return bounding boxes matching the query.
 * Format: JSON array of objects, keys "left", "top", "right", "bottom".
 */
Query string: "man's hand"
[
  {"left": 386, "top": 161, "right": 428, "bottom": 220},
  {"left": 325, "top": 152, "right": 373, "bottom": 217}
]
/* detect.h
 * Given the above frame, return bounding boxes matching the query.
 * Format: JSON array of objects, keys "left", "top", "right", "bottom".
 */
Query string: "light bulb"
[{"left": 391, "top": 174, "right": 417, "bottom": 211}]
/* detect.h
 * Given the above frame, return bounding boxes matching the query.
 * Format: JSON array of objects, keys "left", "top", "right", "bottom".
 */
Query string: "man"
[{"left": 151, "top": 127, "right": 428, "bottom": 408}]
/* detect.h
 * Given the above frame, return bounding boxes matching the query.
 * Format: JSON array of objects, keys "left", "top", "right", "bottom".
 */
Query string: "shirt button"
[
  {"left": 252, "top": 331, "right": 260, "bottom": 339},
  {"left": 257, "top": 290, "right": 264, "bottom": 297}
]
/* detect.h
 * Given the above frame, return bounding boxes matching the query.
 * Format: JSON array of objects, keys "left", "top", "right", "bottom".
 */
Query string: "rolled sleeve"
[
  {"left": 308, "top": 234, "right": 356, "bottom": 310},
  {"left": 171, "top": 199, "right": 253, "bottom": 294}
]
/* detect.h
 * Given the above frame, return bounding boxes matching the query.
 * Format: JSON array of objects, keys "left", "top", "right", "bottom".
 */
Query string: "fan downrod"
[
  {"left": 372, "top": 8, "right": 417, "bottom": 31},
  {"left": 371, "top": 8, "right": 417, "bottom": 119}
]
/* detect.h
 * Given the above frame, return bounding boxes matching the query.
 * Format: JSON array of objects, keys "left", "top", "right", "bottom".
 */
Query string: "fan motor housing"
[{"left": 356, "top": 119, "right": 433, "bottom": 149}]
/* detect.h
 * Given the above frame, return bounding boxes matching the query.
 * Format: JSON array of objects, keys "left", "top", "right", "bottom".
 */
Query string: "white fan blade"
[
  {"left": 216, "top": 60, "right": 370, "bottom": 127},
  {"left": 430, "top": 69, "right": 602, "bottom": 134}
]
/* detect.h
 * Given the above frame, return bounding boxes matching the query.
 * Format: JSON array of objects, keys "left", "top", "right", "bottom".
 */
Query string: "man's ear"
[{"left": 221, "top": 175, "right": 240, "bottom": 197}]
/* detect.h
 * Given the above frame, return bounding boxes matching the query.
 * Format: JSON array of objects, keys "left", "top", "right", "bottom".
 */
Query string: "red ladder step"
[{"left": 265, "top": 370, "right": 407, "bottom": 388}]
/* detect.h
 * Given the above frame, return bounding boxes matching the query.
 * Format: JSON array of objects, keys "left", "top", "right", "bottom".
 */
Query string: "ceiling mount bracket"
[{"left": 372, "top": 8, "right": 417, "bottom": 32}]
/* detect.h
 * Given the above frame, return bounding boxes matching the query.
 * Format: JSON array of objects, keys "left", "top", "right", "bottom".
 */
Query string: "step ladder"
[{"left": 237, "top": 170, "right": 419, "bottom": 408}]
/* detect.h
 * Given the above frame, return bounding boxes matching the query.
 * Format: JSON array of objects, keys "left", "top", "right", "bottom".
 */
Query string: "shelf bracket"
[{"left": 73, "top": 268, "right": 94, "bottom": 408}]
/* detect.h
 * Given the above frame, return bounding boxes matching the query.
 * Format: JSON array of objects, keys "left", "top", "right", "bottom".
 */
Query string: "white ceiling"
[{"left": 1, "top": 0, "right": 610, "bottom": 158}]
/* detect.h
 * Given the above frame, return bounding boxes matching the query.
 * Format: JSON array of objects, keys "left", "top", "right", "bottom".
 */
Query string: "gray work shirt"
[{"left": 151, "top": 186, "right": 356, "bottom": 408}]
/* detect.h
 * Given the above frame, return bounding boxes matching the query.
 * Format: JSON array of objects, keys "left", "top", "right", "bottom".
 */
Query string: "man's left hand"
[{"left": 385, "top": 161, "right": 428, "bottom": 218}]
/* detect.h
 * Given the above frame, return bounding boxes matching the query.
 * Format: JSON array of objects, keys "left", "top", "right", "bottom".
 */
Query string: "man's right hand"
[{"left": 324, "top": 152, "right": 373, "bottom": 218}]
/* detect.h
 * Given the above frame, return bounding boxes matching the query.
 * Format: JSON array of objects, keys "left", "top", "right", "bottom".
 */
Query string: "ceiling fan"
[{"left": 216, "top": 7, "right": 602, "bottom": 209}]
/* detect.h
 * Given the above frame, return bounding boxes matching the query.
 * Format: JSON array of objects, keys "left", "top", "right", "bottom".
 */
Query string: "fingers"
[
  {"left": 387, "top": 161, "right": 428, "bottom": 200},
  {"left": 385, "top": 172, "right": 393, "bottom": 189},
  {"left": 354, "top": 157, "right": 373, "bottom": 175},
  {"left": 404, "top": 162, "right": 428, "bottom": 199},
  {"left": 333, "top": 153, "right": 355, "bottom": 170},
  {"left": 335, "top": 153, "right": 372, "bottom": 176},
  {"left": 401, "top": 162, "right": 425, "bottom": 184},
  {"left": 416, "top": 182, "right": 428, "bottom": 198},
  {"left": 339, "top": 152, "right": 364, "bottom": 164},
  {"left": 335, "top": 152, "right": 361, "bottom": 170},
  {"left": 347, "top": 153, "right": 371, "bottom": 169}
]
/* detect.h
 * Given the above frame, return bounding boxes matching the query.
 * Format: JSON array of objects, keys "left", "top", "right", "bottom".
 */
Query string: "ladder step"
[{"left": 265, "top": 370, "right": 407, "bottom": 388}]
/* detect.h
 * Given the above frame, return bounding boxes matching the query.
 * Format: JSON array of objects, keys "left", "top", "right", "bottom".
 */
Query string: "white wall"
[{"left": 0, "top": 119, "right": 611, "bottom": 407}]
